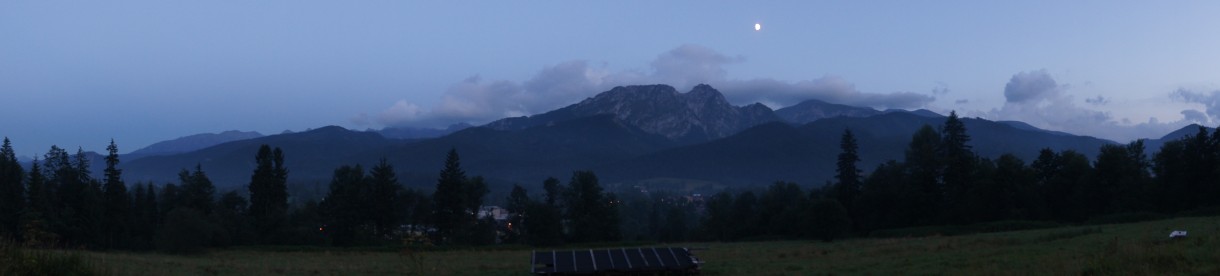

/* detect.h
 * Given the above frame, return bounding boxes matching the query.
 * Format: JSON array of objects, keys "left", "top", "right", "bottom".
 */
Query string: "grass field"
[{"left": 54, "top": 215, "right": 1220, "bottom": 275}]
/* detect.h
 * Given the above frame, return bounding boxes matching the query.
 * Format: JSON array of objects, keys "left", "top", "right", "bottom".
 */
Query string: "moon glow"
[{"left": 754, "top": 23, "right": 761, "bottom": 31}]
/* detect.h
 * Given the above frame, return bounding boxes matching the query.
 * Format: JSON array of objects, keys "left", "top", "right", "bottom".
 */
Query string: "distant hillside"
[
  {"left": 126, "top": 130, "right": 263, "bottom": 160},
  {"left": 596, "top": 112, "right": 1115, "bottom": 187},
  {"left": 377, "top": 123, "right": 471, "bottom": 140},
  {"left": 114, "top": 84, "right": 1134, "bottom": 196},
  {"left": 368, "top": 114, "right": 677, "bottom": 191},
  {"left": 1144, "top": 124, "right": 1213, "bottom": 154},
  {"left": 774, "top": 99, "right": 881, "bottom": 124},
  {"left": 120, "top": 126, "right": 389, "bottom": 190}
]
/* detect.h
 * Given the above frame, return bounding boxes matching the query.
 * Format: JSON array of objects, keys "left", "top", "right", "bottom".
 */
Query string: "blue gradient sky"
[{"left": 3, "top": 1, "right": 1220, "bottom": 157}]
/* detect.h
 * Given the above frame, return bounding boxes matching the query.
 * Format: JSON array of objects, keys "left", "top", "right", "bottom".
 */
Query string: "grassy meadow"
[{"left": 23, "top": 215, "right": 1220, "bottom": 275}]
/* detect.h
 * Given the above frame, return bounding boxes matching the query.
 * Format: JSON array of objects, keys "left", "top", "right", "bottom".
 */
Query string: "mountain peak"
[
  {"left": 686, "top": 83, "right": 726, "bottom": 101},
  {"left": 485, "top": 84, "right": 779, "bottom": 143}
]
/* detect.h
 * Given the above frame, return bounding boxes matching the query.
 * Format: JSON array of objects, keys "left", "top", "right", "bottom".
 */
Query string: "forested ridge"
[{"left": 2, "top": 112, "right": 1219, "bottom": 252}]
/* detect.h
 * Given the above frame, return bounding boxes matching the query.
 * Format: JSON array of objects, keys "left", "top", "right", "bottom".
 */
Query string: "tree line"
[
  {"left": 697, "top": 112, "right": 1220, "bottom": 241},
  {"left": 0, "top": 139, "right": 626, "bottom": 251},
  {"left": 5, "top": 114, "right": 1220, "bottom": 250}
]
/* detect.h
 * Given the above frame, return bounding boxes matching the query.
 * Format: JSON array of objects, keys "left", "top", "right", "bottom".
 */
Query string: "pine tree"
[
  {"left": 101, "top": 140, "right": 131, "bottom": 248},
  {"left": 368, "top": 158, "right": 402, "bottom": 239},
  {"left": 432, "top": 148, "right": 472, "bottom": 244},
  {"left": 178, "top": 165, "right": 215, "bottom": 215},
  {"left": 940, "top": 111, "right": 975, "bottom": 223},
  {"left": 905, "top": 125, "right": 942, "bottom": 225},
  {"left": 52, "top": 147, "right": 103, "bottom": 246},
  {"left": 0, "top": 137, "right": 25, "bottom": 240},
  {"left": 248, "top": 145, "right": 289, "bottom": 243},
  {"left": 834, "top": 129, "right": 862, "bottom": 210},
  {"left": 321, "top": 165, "right": 369, "bottom": 246},
  {"left": 129, "top": 183, "right": 157, "bottom": 250},
  {"left": 22, "top": 159, "right": 58, "bottom": 246}
]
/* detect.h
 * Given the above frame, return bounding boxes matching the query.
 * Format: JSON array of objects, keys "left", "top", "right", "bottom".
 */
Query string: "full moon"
[{"left": 754, "top": 23, "right": 761, "bottom": 31}]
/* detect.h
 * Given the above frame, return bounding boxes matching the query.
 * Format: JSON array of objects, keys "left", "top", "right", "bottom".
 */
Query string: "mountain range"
[{"left": 90, "top": 84, "right": 1200, "bottom": 197}]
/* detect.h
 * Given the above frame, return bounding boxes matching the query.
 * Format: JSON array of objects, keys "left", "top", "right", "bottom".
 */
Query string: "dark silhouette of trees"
[
  {"left": 321, "top": 165, "right": 369, "bottom": 246},
  {"left": 431, "top": 148, "right": 490, "bottom": 245},
  {"left": 0, "top": 138, "right": 24, "bottom": 241},
  {"left": 1154, "top": 127, "right": 1220, "bottom": 212},
  {"left": 15, "top": 120, "right": 1220, "bottom": 251},
  {"left": 101, "top": 140, "right": 131, "bottom": 249},
  {"left": 215, "top": 191, "right": 253, "bottom": 246},
  {"left": 248, "top": 145, "right": 288, "bottom": 243},
  {"left": 367, "top": 158, "right": 402, "bottom": 239},
  {"left": 834, "top": 129, "right": 862, "bottom": 211},
  {"left": 807, "top": 198, "right": 850, "bottom": 242},
  {"left": 699, "top": 191, "right": 734, "bottom": 241},
  {"left": 503, "top": 184, "right": 530, "bottom": 243},
  {"left": 177, "top": 165, "right": 215, "bottom": 215},
  {"left": 129, "top": 183, "right": 159, "bottom": 250},
  {"left": 525, "top": 178, "right": 564, "bottom": 246},
  {"left": 905, "top": 125, "right": 942, "bottom": 225},
  {"left": 940, "top": 111, "right": 976, "bottom": 224},
  {"left": 563, "top": 171, "right": 620, "bottom": 243}
]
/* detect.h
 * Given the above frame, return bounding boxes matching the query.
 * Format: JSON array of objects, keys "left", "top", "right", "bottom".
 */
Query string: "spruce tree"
[
  {"left": 22, "top": 159, "right": 57, "bottom": 246},
  {"left": 321, "top": 165, "right": 368, "bottom": 246},
  {"left": 940, "top": 111, "right": 975, "bottom": 223},
  {"left": 101, "top": 140, "right": 131, "bottom": 248},
  {"left": 368, "top": 158, "right": 402, "bottom": 238},
  {"left": 834, "top": 129, "right": 862, "bottom": 210},
  {"left": 0, "top": 138, "right": 24, "bottom": 240},
  {"left": 178, "top": 165, "right": 215, "bottom": 215},
  {"left": 248, "top": 145, "right": 289, "bottom": 242},
  {"left": 432, "top": 148, "right": 471, "bottom": 244},
  {"left": 905, "top": 125, "right": 942, "bottom": 225}
]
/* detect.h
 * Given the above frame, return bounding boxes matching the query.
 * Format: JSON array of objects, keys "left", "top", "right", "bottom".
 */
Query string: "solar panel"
[{"left": 531, "top": 247, "right": 700, "bottom": 275}]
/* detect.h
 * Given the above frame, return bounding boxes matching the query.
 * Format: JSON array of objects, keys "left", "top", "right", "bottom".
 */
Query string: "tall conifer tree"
[
  {"left": 834, "top": 129, "right": 862, "bottom": 209},
  {"left": 248, "top": 145, "right": 288, "bottom": 242},
  {"left": 0, "top": 138, "right": 24, "bottom": 240}
]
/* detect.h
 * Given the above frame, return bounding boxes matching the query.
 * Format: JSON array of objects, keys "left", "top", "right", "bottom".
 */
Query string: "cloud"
[
  {"left": 1004, "top": 70, "right": 1060, "bottom": 104},
  {"left": 1171, "top": 88, "right": 1220, "bottom": 122},
  {"left": 955, "top": 99, "right": 969, "bottom": 104},
  {"left": 368, "top": 44, "right": 935, "bottom": 128},
  {"left": 1085, "top": 95, "right": 1109, "bottom": 106},
  {"left": 1181, "top": 109, "right": 1209, "bottom": 124},
  {"left": 981, "top": 70, "right": 1192, "bottom": 142},
  {"left": 378, "top": 100, "right": 428, "bottom": 126},
  {"left": 649, "top": 44, "right": 744, "bottom": 88}
]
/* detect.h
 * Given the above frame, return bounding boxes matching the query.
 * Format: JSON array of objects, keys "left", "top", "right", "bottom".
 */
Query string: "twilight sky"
[{"left": 3, "top": 1, "right": 1220, "bottom": 157}]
